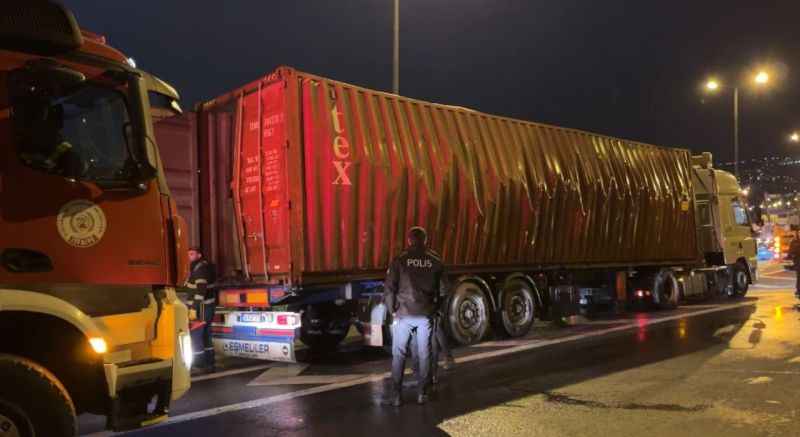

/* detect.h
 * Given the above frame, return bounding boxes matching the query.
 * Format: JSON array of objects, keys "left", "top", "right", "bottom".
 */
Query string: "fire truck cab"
[{"left": 1, "top": 2, "right": 191, "bottom": 435}]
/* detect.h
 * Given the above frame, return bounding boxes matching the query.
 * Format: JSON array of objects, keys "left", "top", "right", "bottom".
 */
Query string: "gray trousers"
[{"left": 391, "top": 315, "right": 433, "bottom": 393}]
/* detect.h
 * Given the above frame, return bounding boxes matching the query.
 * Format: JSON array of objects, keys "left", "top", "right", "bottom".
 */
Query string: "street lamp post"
[
  {"left": 704, "top": 71, "right": 769, "bottom": 178},
  {"left": 733, "top": 86, "right": 739, "bottom": 178},
  {"left": 393, "top": 0, "right": 399, "bottom": 94}
]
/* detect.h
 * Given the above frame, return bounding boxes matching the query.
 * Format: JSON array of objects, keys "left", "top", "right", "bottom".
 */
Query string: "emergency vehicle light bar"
[{"left": 0, "top": 0, "right": 83, "bottom": 56}]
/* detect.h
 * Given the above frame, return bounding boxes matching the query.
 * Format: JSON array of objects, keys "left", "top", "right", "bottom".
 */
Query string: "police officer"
[
  {"left": 186, "top": 247, "right": 217, "bottom": 372},
  {"left": 382, "top": 227, "right": 448, "bottom": 406},
  {"left": 787, "top": 231, "right": 800, "bottom": 300}
]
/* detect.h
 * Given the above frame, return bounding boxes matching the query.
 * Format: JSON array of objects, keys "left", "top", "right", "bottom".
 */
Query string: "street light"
[
  {"left": 703, "top": 70, "right": 771, "bottom": 178},
  {"left": 790, "top": 132, "right": 799, "bottom": 143},
  {"left": 393, "top": 0, "right": 399, "bottom": 94}
]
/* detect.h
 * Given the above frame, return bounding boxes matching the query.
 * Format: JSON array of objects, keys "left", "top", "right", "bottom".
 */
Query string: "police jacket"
[
  {"left": 384, "top": 245, "right": 449, "bottom": 317},
  {"left": 788, "top": 238, "right": 800, "bottom": 264},
  {"left": 187, "top": 259, "right": 216, "bottom": 304}
]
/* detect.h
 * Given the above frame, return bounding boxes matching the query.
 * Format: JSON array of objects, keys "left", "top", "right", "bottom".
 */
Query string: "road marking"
[
  {"left": 752, "top": 285, "right": 792, "bottom": 290},
  {"left": 252, "top": 374, "right": 368, "bottom": 386},
  {"left": 191, "top": 363, "right": 275, "bottom": 382},
  {"left": 713, "top": 368, "right": 800, "bottom": 376},
  {"left": 81, "top": 299, "right": 758, "bottom": 436}
]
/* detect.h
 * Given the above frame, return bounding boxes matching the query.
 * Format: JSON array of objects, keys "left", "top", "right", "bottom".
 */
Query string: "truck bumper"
[
  {"left": 103, "top": 359, "right": 174, "bottom": 431},
  {"left": 212, "top": 310, "right": 301, "bottom": 362}
]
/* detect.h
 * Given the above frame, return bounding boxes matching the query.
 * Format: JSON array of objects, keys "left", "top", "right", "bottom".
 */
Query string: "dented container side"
[{"left": 294, "top": 70, "right": 699, "bottom": 282}]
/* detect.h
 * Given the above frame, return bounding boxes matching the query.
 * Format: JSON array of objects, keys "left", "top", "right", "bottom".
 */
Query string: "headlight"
[
  {"left": 89, "top": 337, "right": 107, "bottom": 354},
  {"left": 178, "top": 331, "right": 193, "bottom": 370}
]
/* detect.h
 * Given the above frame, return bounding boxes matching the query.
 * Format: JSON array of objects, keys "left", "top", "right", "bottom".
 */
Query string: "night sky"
[{"left": 66, "top": 0, "right": 800, "bottom": 162}]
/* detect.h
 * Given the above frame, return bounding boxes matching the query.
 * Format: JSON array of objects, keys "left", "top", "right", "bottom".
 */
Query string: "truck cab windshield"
[{"left": 8, "top": 71, "right": 135, "bottom": 183}]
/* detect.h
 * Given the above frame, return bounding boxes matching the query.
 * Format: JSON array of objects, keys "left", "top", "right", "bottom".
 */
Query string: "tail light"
[
  {"left": 218, "top": 289, "right": 272, "bottom": 308},
  {"left": 276, "top": 314, "right": 299, "bottom": 326}
]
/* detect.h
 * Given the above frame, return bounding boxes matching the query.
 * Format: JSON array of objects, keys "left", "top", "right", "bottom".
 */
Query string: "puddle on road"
[{"left": 543, "top": 391, "right": 709, "bottom": 413}]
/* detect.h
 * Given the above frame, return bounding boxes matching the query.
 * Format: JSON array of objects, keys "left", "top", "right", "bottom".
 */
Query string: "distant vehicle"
[
  {"left": 154, "top": 68, "right": 757, "bottom": 362},
  {"left": 757, "top": 244, "right": 774, "bottom": 261},
  {"left": 1, "top": 2, "right": 191, "bottom": 435}
]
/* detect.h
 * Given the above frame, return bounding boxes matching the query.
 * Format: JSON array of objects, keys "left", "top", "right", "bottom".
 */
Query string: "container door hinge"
[
  {"left": 287, "top": 201, "right": 292, "bottom": 210},
  {"left": 286, "top": 140, "right": 290, "bottom": 149}
]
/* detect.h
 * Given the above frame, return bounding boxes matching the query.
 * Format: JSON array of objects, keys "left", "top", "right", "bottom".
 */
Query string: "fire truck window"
[{"left": 12, "top": 83, "right": 131, "bottom": 181}]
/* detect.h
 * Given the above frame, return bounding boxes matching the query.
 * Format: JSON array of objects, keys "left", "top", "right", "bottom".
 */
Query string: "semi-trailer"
[
  {"left": 156, "top": 66, "right": 756, "bottom": 362},
  {"left": 1, "top": 2, "right": 192, "bottom": 435}
]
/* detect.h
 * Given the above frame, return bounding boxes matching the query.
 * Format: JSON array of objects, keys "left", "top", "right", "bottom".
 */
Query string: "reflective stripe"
[
  {"left": 195, "top": 279, "right": 208, "bottom": 284},
  {"left": 203, "top": 298, "right": 216, "bottom": 304},
  {"left": 185, "top": 283, "right": 198, "bottom": 289},
  {"left": 194, "top": 294, "right": 205, "bottom": 301}
]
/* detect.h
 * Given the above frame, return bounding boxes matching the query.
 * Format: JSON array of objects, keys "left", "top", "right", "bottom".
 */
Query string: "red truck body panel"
[{"left": 158, "top": 67, "right": 699, "bottom": 287}]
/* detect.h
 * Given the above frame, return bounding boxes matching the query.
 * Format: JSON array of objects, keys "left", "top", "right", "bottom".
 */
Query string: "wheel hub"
[
  {"left": 505, "top": 292, "right": 531, "bottom": 326},
  {"left": 0, "top": 413, "right": 21, "bottom": 437},
  {"left": 459, "top": 300, "right": 480, "bottom": 330}
]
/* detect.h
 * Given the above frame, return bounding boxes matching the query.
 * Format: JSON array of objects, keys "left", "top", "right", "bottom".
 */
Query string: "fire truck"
[{"left": 1, "top": 2, "right": 192, "bottom": 435}]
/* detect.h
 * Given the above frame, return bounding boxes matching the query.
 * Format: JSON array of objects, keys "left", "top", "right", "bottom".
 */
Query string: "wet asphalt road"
[{"left": 80, "top": 263, "right": 800, "bottom": 437}]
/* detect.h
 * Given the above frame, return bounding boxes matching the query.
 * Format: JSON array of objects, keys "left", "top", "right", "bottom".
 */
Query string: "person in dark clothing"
[
  {"left": 186, "top": 247, "right": 217, "bottom": 371},
  {"left": 382, "top": 227, "right": 449, "bottom": 406},
  {"left": 787, "top": 232, "right": 800, "bottom": 299},
  {"left": 410, "top": 269, "right": 455, "bottom": 385}
]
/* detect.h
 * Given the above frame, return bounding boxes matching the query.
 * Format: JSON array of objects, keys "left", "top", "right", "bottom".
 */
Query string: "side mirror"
[{"left": 751, "top": 206, "right": 764, "bottom": 227}]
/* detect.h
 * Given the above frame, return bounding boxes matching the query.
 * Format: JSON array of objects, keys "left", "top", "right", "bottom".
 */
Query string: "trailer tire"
[
  {"left": 447, "top": 281, "right": 490, "bottom": 346},
  {"left": 0, "top": 354, "right": 77, "bottom": 437},
  {"left": 496, "top": 280, "right": 536, "bottom": 338},
  {"left": 653, "top": 270, "right": 680, "bottom": 310},
  {"left": 732, "top": 263, "right": 749, "bottom": 297}
]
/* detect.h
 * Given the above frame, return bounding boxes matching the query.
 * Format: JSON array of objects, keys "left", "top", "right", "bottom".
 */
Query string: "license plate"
[
  {"left": 214, "top": 339, "right": 296, "bottom": 362},
  {"left": 238, "top": 313, "right": 264, "bottom": 323}
]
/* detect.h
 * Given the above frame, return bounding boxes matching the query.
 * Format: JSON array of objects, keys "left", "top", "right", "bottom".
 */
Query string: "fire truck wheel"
[{"left": 0, "top": 354, "right": 77, "bottom": 437}]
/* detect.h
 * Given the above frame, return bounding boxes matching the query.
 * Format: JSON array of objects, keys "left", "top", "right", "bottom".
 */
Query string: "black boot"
[
  {"left": 381, "top": 389, "right": 402, "bottom": 407},
  {"left": 442, "top": 354, "right": 455, "bottom": 370}
]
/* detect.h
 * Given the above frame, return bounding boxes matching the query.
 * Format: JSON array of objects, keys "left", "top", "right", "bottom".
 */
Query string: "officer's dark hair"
[
  {"left": 188, "top": 246, "right": 203, "bottom": 255},
  {"left": 407, "top": 226, "right": 427, "bottom": 247}
]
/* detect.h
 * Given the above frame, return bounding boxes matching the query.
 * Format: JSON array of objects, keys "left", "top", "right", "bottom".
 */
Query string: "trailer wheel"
[
  {"left": 497, "top": 280, "right": 535, "bottom": 338},
  {"left": 0, "top": 354, "right": 77, "bottom": 437},
  {"left": 732, "top": 263, "right": 749, "bottom": 297},
  {"left": 447, "top": 281, "right": 490, "bottom": 346},
  {"left": 653, "top": 270, "right": 680, "bottom": 310}
]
